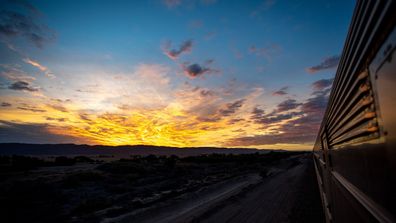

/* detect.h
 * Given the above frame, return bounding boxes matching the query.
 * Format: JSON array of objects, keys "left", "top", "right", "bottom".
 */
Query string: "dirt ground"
[
  {"left": 112, "top": 154, "right": 324, "bottom": 223},
  {"left": 1, "top": 152, "right": 324, "bottom": 223}
]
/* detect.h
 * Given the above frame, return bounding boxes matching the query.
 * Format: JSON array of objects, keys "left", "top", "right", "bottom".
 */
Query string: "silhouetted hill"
[{"left": 0, "top": 143, "right": 276, "bottom": 157}]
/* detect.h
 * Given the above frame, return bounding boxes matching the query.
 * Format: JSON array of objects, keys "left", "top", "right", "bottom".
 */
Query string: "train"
[{"left": 313, "top": 0, "right": 396, "bottom": 222}]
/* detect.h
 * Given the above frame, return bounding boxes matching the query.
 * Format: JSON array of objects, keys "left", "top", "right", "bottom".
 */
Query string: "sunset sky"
[{"left": 0, "top": 0, "right": 355, "bottom": 150}]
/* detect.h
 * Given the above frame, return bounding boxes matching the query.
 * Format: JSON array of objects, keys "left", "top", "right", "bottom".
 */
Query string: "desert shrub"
[
  {"left": 74, "top": 156, "right": 95, "bottom": 163},
  {"left": 8, "top": 155, "right": 48, "bottom": 171},
  {"left": 259, "top": 168, "right": 269, "bottom": 178},
  {"left": 62, "top": 171, "right": 104, "bottom": 188},
  {"left": 163, "top": 155, "right": 178, "bottom": 168},
  {"left": 105, "top": 207, "right": 129, "bottom": 218},
  {"left": 72, "top": 197, "right": 111, "bottom": 215},
  {"left": 97, "top": 161, "right": 150, "bottom": 174},
  {"left": 54, "top": 156, "right": 76, "bottom": 166},
  {"left": 0, "top": 156, "right": 10, "bottom": 164}
]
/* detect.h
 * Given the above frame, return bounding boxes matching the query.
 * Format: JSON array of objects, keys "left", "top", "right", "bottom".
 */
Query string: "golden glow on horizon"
[
  {"left": 1, "top": 98, "right": 302, "bottom": 149},
  {"left": 0, "top": 64, "right": 315, "bottom": 151}
]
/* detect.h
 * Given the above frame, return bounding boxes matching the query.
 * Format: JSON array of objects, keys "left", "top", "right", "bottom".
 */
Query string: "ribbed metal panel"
[
  {"left": 320, "top": 0, "right": 394, "bottom": 148},
  {"left": 313, "top": 0, "right": 396, "bottom": 222}
]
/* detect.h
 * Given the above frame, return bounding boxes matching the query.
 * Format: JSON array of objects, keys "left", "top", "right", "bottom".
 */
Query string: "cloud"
[
  {"left": 196, "top": 116, "right": 221, "bottom": 123},
  {"left": 50, "top": 98, "right": 72, "bottom": 103},
  {"left": 272, "top": 86, "right": 289, "bottom": 96},
  {"left": 300, "top": 90, "right": 329, "bottom": 115},
  {"left": 47, "top": 104, "right": 68, "bottom": 112},
  {"left": 250, "top": 0, "right": 276, "bottom": 18},
  {"left": 276, "top": 99, "right": 301, "bottom": 112},
  {"left": 11, "top": 0, "right": 41, "bottom": 15},
  {"left": 312, "top": 78, "right": 333, "bottom": 91},
  {"left": 218, "top": 99, "right": 246, "bottom": 116},
  {"left": 45, "top": 117, "right": 67, "bottom": 122},
  {"left": 79, "top": 113, "right": 92, "bottom": 122},
  {"left": 17, "top": 104, "right": 46, "bottom": 112},
  {"left": 163, "top": 40, "right": 193, "bottom": 60},
  {"left": 201, "top": 0, "right": 217, "bottom": 5},
  {"left": 189, "top": 20, "right": 203, "bottom": 29},
  {"left": 254, "top": 111, "right": 303, "bottom": 125},
  {"left": 199, "top": 89, "right": 214, "bottom": 97},
  {"left": 23, "top": 58, "right": 46, "bottom": 71},
  {"left": 228, "top": 118, "right": 244, "bottom": 125},
  {"left": 163, "top": 0, "right": 182, "bottom": 8},
  {"left": 225, "top": 131, "right": 315, "bottom": 146},
  {"left": 0, "top": 64, "right": 36, "bottom": 82},
  {"left": 204, "top": 31, "right": 216, "bottom": 40},
  {"left": 306, "top": 55, "right": 340, "bottom": 73},
  {"left": 231, "top": 87, "right": 330, "bottom": 146},
  {"left": 0, "top": 9, "right": 55, "bottom": 48},
  {"left": 163, "top": 0, "right": 216, "bottom": 8},
  {"left": 1, "top": 102, "right": 12, "bottom": 107},
  {"left": 23, "top": 58, "right": 55, "bottom": 78},
  {"left": 248, "top": 44, "right": 280, "bottom": 60},
  {"left": 251, "top": 106, "right": 265, "bottom": 120},
  {"left": 251, "top": 106, "right": 303, "bottom": 125},
  {"left": 8, "top": 80, "right": 38, "bottom": 92},
  {"left": 0, "top": 121, "right": 87, "bottom": 144},
  {"left": 182, "top": 63, "right": 217, "bottom": 78}
]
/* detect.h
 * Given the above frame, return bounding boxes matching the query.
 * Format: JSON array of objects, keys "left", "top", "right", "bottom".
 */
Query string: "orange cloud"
[{"left": 23, "top": 58, "right": 55, "bottom": 78}]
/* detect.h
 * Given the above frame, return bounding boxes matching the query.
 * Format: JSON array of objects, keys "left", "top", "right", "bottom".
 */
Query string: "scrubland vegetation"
[{"left": 0, "top": 151, "right": 304, "bottom": 223}]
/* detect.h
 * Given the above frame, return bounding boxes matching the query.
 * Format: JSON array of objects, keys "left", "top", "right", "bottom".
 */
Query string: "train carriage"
[{"left": 313, "top": 0, "right": 396, "bottom": 222}]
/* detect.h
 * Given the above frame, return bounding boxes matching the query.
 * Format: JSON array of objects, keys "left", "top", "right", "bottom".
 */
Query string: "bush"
[
  {"left": 72, "top": 197, "right": 111, "bottom": 215},
  {"left": 54, "top": 156, "right": 76, "bottom": 166}
]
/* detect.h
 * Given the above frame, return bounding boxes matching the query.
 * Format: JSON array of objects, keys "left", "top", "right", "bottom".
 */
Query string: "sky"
[{"left": 0, "top": 0, "right": 355, "bottom": 150}]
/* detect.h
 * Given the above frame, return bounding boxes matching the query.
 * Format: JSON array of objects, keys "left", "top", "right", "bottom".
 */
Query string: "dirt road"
[
  {"left": 193, "top": 155, "right": 324, "bottom": 223},
  {"left": 111, "top": 154, "right": 324, "bottom": 223}
]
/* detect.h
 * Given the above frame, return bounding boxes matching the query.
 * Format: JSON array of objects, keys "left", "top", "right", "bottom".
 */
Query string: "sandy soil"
[{"left": 108, "top": 154, "right": 324, "bottom": 223}]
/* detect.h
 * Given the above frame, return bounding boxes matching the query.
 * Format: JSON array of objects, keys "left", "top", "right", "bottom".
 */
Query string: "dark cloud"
[
  {"left": 251, "top": 107, "right": 264, "bottom": 121},
  {"left": 276, "top": 99, "right": 301, "bottom": 112},
  {"left": 254, "top": 111, "right": 303, "bottom": 125},
  {"left": 50, "top": 98, "right": 72, "bottom": 103},
  {"left": 45, "top": 117, "right": 67, "bottom": 122},
  {"left": 163, "top": 40, "right": 193, "bottom": 60},
  {"left": 300, "top": 90, "right": 328, "bottom": 115},
  {"left": 47, "top": 104, "right": 68, "bottom": 112},
  {"left": 306, "top": 55, "right": 340, "bottom": 73},
  {"left": 0, "top": 8, "right": 55, "bottom": 48},
  {"left": 182, "top": 63, "right": 214, "bottom": 78},
  {"left": 8, "top": 81, "right": 38, "bottom": 92},
  {"left": 1, "top": 102, "right": 12, "bottom": 107},
  {"left": 196, "top": 116, "right": 221, "bottom": 123},
  {"left": 248, "top": 44, "right": 280, "bottom": 60},
  {"left": 231, "top": 88, "right": 330, "bottom": 146},
  {"left": 195, "top": 99, "right": 246, "bottom": 123},
  {"left": 17, "top": 104, "right": 46, "bottom": 112},
  {"left": 0, "top": 121, "right": 86, "bottom": 144},
  {"left": 312, "top": 78, "right": 334, "bottom": 91},
  {"left": 228, "top": 118, "right": 244, "bottom": 125},
  {"left": 251, "top": 104, "right": 303, "bottom": 125},
  {"left": 272, "top": 86, "right": 289, "bottom": 96},
  {"left": 218, "top": 99, "right": 245, "bottom": 116},
  {"left": 79, "top": 113, "right": 92, "bottom": 122},
  {"left": 200, "top": 89, "right": 214, "bottom": 97}
]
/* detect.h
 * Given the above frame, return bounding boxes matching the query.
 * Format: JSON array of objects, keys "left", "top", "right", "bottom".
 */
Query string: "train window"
[{"left": 370, "top": 29, "right": 396, "bottom": 143}]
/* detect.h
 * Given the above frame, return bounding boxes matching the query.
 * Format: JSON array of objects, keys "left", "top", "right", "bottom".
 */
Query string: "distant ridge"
[{"left": 0, "top": 143, "right": 276, "bottom": 157}]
